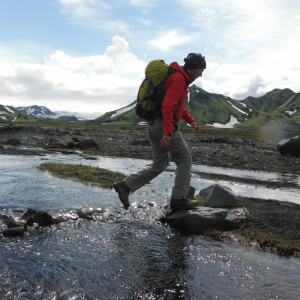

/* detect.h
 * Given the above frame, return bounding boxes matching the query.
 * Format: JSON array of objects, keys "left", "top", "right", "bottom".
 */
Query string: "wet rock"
[
  {"left": 53, "top": 212, "right": 79, "bottom": 223},
  {"left": 200, "top": 184, "right": 243, "bottom": 208},
  {"left": 5, "top": 138, "right": 22, "bottom": 146},
  {"left": 277, "top": 136, "right": 300, "bottom": 156},
  {"left": 0, "top": 145, "right": 4, "bottom": 149},
  {"left": 0, "top": 214, "right": 9, "bottom": 220},
  {"left": 75, "top": 208, "right": 104, "bottom": 219},
  {"left": 161, "top": 206, "right": 249, "bottom": 231},
  {"left": 187, "top": 186, "right": 196, "bottom": 199},
  {"left": 131, "top": 140, "right": 151, "bottom": 146},
  {"left": 7, "top": 216, "right": 27, "bottom": 228},
  {"left": 21, "top": 208, "right": 54, "bottom": 227},
  {"left": 3, "top": 227, "right": 26, "bottom": 237}
]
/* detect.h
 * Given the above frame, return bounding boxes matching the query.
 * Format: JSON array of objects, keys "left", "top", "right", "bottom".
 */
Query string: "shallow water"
[{"left": 1, "top": 154, "right": 300, "bottom": 299}]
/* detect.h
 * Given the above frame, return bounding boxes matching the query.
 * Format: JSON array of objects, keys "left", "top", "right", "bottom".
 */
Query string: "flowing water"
[{"left": 1, "top": 153, "right": 300, "bottom": 299}]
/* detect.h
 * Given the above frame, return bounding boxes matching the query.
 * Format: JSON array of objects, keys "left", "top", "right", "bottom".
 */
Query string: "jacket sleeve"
[
  {"left": 162, "top": 73, "right": 185, "bottom": 136},
  {"left": 181, "top": 108, "right": 195, "bottom": 124}
]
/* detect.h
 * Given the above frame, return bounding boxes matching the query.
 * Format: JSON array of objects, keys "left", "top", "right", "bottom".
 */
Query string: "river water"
[{"left": 1, "top": 153, "right": 300, "bottom": 299}]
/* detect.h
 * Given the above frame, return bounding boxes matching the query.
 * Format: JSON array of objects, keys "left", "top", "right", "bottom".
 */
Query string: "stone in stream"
[
  {"left": 7, "top": 216, "right": 27, "bottom": 228},
  {"left": 3, "top": 227, "right": 26, "bottom": 237},
  {"left": 21, "top": 208, "right": 54, "bottom": 227},
  {"left": 200, "top": 184, "right": 243, "bottom": 208},
  {"left": 161, "top": 184, "right": 247, "bottom": 231}
]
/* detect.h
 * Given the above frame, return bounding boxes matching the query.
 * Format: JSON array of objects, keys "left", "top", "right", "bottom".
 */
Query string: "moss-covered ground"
[{"left": 36, "top": 162, "right": 126, "bottom": 189}]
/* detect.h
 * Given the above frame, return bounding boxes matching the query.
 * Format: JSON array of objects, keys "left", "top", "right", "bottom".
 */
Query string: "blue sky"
[{"left": 0, "top": 0, "right": 299, "bottom": 117}]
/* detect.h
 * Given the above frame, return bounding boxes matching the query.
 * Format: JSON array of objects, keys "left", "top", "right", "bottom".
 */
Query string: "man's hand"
[
  {"left": 190, "top": 121, "right": 200, "bottom": 133},
  {"left": 160, "top": 135, "right": 171, "bottom": 148}
]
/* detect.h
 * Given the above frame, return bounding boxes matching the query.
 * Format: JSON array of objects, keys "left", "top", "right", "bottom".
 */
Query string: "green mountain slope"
[
  {"left": 87, "top": 86, "right": 300, "bottom": 130},
  {"left": 184, "top": 85, "right": 248, "bottom": 125}
]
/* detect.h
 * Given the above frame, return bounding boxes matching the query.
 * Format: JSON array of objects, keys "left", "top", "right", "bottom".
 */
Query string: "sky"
[{"left": 0, "top": 0, "right": 299, "bottom": 117}]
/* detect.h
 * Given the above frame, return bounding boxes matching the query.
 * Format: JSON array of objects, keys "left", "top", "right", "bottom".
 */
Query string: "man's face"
[{"left": 189, "top": 69, "right": 204, "bottom": 80}]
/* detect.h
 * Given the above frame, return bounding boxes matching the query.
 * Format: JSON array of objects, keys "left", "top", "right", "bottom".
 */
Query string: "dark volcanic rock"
[
  {"left": 21, "top": 208, "right": 54, "bottom": 227},
  {"left": 7, "top": 216, "right": 27, "bottom": 228},
  {"left": 161, "top": 206, "right": 249, "bottom": 231},
  {"left": 277, "top": 136, "right": 300, "bottom": 156},
  {"left": 3, "top": 227, "right": 26, "bottom": 237},
  {"left": 200, "top": 184, "right": 243, "bottom": 208},
  {"left": 77, "top": 139, "right": 99, "bottom": 150},
  {"left": 5, "top": 138, "right": 22, "bottom": 145}
]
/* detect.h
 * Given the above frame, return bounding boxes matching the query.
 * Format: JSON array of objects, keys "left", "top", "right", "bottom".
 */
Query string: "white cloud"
[
  {"left": 149, "top": 31, "right": 194, "bottom": 51},
  {"left": 0, "top": 36, "right": 146, "bottom": 114}
]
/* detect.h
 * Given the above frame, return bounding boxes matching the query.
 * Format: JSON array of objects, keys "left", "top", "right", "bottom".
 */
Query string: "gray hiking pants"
[{"left": 124, "top": 119, "right": 192, "bottom": 199}]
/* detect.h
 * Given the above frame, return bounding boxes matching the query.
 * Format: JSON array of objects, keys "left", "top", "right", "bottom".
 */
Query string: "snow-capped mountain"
[
  {"left": 16, "top": 105, "right": 56, "bottom": 118},
  {"left": 0, "top": 105, "right": 17, "bottom": 120}
]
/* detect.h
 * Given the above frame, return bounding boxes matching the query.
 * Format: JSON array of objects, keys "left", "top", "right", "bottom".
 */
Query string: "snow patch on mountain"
[
  {"left": 286, "top": 109, "right": 297, "bottom": 115},
  {"left": 110, "top": 103, "right": 136, "bottom": 118},
  {"left": 225, "top": 99, "right": 248, "bottom": 115},
  {"left": 4, "top": 106, "right": 14, "bottom": 114},
  {"left": 206, "top": 115, "right": 240, "bottom": 128},
  {"left": 239, "top": 101, "right": 252, "bottom": 112}
]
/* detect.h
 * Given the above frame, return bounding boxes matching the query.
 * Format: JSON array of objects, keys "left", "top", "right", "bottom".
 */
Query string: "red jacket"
[{"left": 162, "top": 62, "right": 195, "bottom": 136}]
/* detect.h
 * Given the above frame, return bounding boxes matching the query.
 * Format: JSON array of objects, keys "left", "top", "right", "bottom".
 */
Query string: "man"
[{"left": 113, "top": 53, "right": 206, "bottom": 210}]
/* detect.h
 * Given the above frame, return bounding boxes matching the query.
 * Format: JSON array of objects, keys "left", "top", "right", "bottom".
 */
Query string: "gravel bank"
[{"left": 1, "top": 126, "right": 300, "bottom": 175}]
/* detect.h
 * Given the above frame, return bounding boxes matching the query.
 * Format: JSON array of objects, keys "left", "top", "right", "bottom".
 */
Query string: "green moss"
[{"left": 36, "top": 162, "right": 126, "bottom": 189}]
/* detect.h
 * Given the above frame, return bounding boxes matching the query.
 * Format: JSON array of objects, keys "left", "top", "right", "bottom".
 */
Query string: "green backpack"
[{"left": 135, "top": 59, "right": 177, "bottom": 121}]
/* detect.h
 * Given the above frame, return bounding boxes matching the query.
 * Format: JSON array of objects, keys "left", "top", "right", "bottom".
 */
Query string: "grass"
[{"left": 36, "top": 162, "right": 126, "bottom": 189}]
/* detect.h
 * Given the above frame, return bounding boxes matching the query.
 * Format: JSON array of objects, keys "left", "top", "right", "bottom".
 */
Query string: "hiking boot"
[
  {"left": 113, "top": 180, "right": 131, "bottom": 208},
  {"left": 170, "top": 198, "right": 200, "bottom": 210}
]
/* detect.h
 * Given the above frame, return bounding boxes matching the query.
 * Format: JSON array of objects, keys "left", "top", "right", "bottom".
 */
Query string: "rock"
[
  {"left": 0, "top": 145, "right": 4, "bottom": 149},
  {"left": 277, "top": 136, "right": 300, "bottom": 156},
  {"left": 21, "top": 208, "right": 54, "bottom": 227},
  {"left": 7, "top": 216, "right": 27, "bottom": 228},
  {"left": 131, "top": 140, "right": 151, "bottom": 146},
  {"left": 5, "top": 138, "right": 22, "bottom": 146},
  {"left": 161, "top": 206, "right": 249, "bottom": 231},
  {"left": 51, "top": 134, "right": 99, "bottom": 150},
  {"left": 187, "top": 186, "right": 196, "bottom": 199},
  {"left": 200, "top": 184, "right": 242, "bottom": 207},
  {"left": 77, "top": 139, "right": 99, "bottom": 150},
  {"left": 3, "top": 227, "right": 26, "bottom": 237},
  {"left": 75, "top": 208, "right": 104, "bottom": 219}
]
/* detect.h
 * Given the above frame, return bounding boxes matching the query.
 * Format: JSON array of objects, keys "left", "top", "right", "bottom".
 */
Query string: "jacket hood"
[{"left": 170, "top": 62, "right": 193, "bottom": 84}]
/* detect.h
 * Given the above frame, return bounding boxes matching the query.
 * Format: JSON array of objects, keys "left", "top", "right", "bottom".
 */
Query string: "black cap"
[{"left": 184, "top": 53, "right": 206, "bottom": 69}]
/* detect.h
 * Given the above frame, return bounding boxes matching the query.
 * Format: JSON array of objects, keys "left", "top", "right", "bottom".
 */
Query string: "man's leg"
[
  {"left": 167, "top": 129, "right": 200, "bottom": 210},
  {"left": 114, "top": 119, "right": 169, "bottom": 207}
]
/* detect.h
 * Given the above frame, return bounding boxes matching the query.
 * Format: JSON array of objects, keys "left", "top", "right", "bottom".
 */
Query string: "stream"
[{"left": 1, "top": 153, "right": 300, "bottom": 299}]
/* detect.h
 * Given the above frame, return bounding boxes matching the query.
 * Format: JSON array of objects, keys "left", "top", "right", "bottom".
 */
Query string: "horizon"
[{"left": 0, "top": 1, "right": 299, "bottom": 116}]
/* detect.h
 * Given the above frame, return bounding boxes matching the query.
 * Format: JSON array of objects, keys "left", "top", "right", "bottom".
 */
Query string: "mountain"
[
  {"left": 16, "top": 105, "right": 56, "bottom": 118},
  {"left": 0, "top": 105, "right": 18, "bottom": 121},
  {"left": 90, "top": 85, "right": 300, "bottom": 130}
]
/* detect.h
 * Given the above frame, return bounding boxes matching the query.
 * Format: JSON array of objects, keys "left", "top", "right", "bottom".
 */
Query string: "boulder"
[
  {"left": 3, "top": 227, "right": 25, "bottom": 237},
  {"left": 21, "top": 208, "right": 54, "bottom": 227},
  {"left": 5, "top": 138, "right": 22, "bottom": 146},
  {"left": 277, "top": 136, "right": 300, "bottom": 156},
  {"left": 0, "top": 145, "right": 4, "bottom": 149},
  {"left": 161, "top": 206, "right": 249, "bottom": 231},
  {"left": 200, "top": 184, "right": 242, "bottom": 208},
  {"left": 77, "top": 139, "right": 100, "bottom": 150},
  {"left": 51, "top": 134, "right": 99, "bottom": 150}
]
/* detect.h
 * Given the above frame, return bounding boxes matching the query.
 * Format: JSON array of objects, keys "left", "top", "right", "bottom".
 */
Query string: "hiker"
[{"left": 113, "top": 53, "right": 206, "bottom": 210}]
